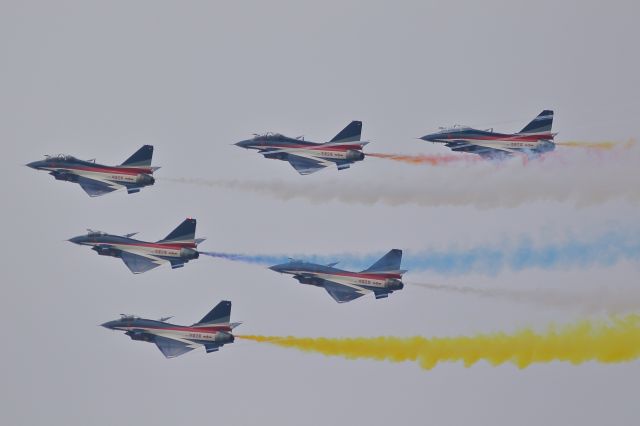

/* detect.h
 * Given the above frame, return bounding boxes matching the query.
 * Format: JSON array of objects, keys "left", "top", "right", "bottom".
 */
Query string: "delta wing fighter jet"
[
  {"left": 101, "top": 301, "right": 240, "bottom": 358},
  {"left": 420, "top": 110, "right": 556, "bottom": 158},
  {"left": 235, "top": 121, "right": 368, "bottom": 175},
  {"left": 269, "top": 249, "right": 406, "bottom": 303},
  {"left": 68, "top": 218, "right": 204, "bottom": 274},
  {"left": 26, "top": 145, "right": 157, "bottom": 197}
]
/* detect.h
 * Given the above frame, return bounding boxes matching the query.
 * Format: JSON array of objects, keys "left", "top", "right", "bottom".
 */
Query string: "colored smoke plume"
[
  {"left": 200, "top": 251, "right": 286, "bottom": 265},
  {"left": 400, "top": 231, "right": 640, "bottom": 275},
  {"left": 202, "top": 230, "right": 640, "bottom": 275},
  {"left": 557, "top": 139, "right": 636, "bottom": 150},
  {"left": 366, "top": 152, "right": 477, "bottom": 166},
  {"left": 238, "top": 314, "right": 640, "bottom": 369},
  {"left": 409, "top": 282, "right": 640, "bottom": 314},
  {"left": 163, "top": 140, "right": 640, "bottom": 207}
]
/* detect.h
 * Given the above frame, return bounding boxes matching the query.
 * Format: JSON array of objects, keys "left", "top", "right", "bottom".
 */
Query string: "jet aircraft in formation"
[
  {"left": 235, "top": 121, "right": 368, "bottom": 175},
  {"left": 101, "top": 301, "right": 239, "bottom": 358},
  {"left": 68, "top": 218, "right": 204, "bottom": 274},
  {"left": 269, "top": 249, "right": 406, "bottom": 303},
  {"left": 38, "top": 111, "right": 555, "bottom": 358},
  {"left": 27, "top": 145, "right": 157, "bottom": 197},
  {"left": 420, "top": 110, "right": 556, "bottom": 158}
]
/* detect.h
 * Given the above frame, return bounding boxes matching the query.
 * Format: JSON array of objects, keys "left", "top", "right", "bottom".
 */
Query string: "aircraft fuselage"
[
  {"left": 422, "top": 128, "right": 555, "bottom": 154},
  {"left": 68, "top": 233, "right": 199, "bottom": 272},
  {"left": 237, "top": 136, "right": 367, "bottom": 162},
  {"left": 103, "top": 318, "right": 233, "bottom": 344},
  {"left": 271, "top": 263, "right": 404, "bottom": 292},
  {"left": 27, "top": 157, "right": 155, "bottom": 193}
]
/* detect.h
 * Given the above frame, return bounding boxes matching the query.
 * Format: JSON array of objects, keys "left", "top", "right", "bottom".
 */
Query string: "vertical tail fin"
[
  {"left": 361, "top": 249, "right": 403, "bottom": 273},
  {"left": 330, "top": 121, "right": 362, "bottom": 142},
  {"left": 519, "top": 110, "right": 554, "bottom": 135},
  {"left": 157, "top": 218, "right": 196, "bottom": 245},
  {"left": 194, "top": 301, "right": 231, "bottom": 326},
  {"left": 121, "top": 145, "right": 154, "bottom": 167}
]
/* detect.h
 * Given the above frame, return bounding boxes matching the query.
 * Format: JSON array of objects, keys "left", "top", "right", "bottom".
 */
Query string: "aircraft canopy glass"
[
  {"left": 45, "top": 154, "right": 78, "bottom": 162},
  {"left": 255, "top": 132, "right": 285, "bottom": 140},
  {"left": 436, "top": 125, "right": 471, "bottom": 133},
  {"left": 120, "top": 314, "right": 139, "bottom": 321}
]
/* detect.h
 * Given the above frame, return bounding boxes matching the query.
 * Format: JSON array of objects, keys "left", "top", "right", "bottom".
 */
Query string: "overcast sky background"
[{"left": 2, "top": 1, "right": 639, "bottom": 425}]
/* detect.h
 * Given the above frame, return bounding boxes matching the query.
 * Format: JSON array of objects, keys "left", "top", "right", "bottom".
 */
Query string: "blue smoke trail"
[
  {"left": 200, "top": 251, "right": 360, "bottom": 267},
  {"left": 201, "top": 252, "right": 289, "bottom": 265},
  {"left": 202, "top": 230, "right": 640, "bottom": 275}
]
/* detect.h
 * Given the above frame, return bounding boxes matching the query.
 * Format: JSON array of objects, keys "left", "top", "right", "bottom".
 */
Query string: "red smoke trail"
[{"left": 368, "top": 140, "right": 636, "bottom": 167}]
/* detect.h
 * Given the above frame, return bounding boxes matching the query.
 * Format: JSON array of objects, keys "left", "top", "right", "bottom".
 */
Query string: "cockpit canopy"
[
  {"left": 44, "top": 154, "right": 78, "bottom": 162},
  {"left": 436, "top": 124, "right": 472, "bottom": 133},
  {"left": 285, "top": 259, "right": 310, "bottom": 267},
  {"left": 87, "top": 229, "right": 107, "bottom": 237},
  {"left": 119, "top": 314, "right": 139, "bottom": 321},
  {"left": 253, "top": 132, "right": 286, "bottom": 140},
  {"left": 44, "top": 154, "right": 96, "bottom": 163}
]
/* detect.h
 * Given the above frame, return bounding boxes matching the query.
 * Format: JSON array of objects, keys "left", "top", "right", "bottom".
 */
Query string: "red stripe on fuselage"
[
  {"left": 451, "top": 133, "right": 554, "bottom": 142},
  {"left": 134, "top": 325, "right": 231, "bottom": 333},
  {"left": 63, "top": 165, "right": 153, "bottom": 175},
  {"left": 97, "top": 241, "right": 197, "bottom": 249},
  {"left": 266, "top": 144, "right": 364, "bottom": 151},
  {"left": 323, "top": 271, "right": 403, "bottom": 280}
]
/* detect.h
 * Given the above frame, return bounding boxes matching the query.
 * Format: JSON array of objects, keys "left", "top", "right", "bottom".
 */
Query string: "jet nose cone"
[
  {"left": 68, "top": 236, "right": 84, "bottom": 245},
  {"left": 235, "top": 140, "right": 253, "bottom": 149},
  {"left": 26, "top": 161, "right": 42, "bottom": 169},
  {"left": 100, "top": 321, "right": 115, "bottom": 329},
  {"left": 268, "top": 264, "right": 283, "bottom": 273},
  {"left": 420, "top": 133, "right": 437, "bottom": 142}
]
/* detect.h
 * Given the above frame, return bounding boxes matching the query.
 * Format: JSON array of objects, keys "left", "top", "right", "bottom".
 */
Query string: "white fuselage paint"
[
  {"left": 79, "top": 240, "right": 185, "bottom": 265},
  {"left": 289, "top": 269, "right": 396, "bottom": 293},
  {"left": 41, "top": 165, "right": 143, "bottom": 188},
  {"left": 262, "top": 141, "right": 368, "bottom": 163},
  {"left": 447, "top": 139, "right": 546, "bottom": 152},
  {"left": 115, "top": 325, "right": 227, "bottom": 348}
]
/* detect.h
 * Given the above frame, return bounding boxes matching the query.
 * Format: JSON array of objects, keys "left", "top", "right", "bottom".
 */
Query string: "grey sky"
[{"left": 2, "top": 1, "right": 639, "bottom": 425}]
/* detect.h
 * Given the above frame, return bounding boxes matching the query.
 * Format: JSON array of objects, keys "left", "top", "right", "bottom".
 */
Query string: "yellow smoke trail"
[
  {"left": 557, "top": 139, "right": 636, "bottom": 150},
  {"left": 367, "top": 152, "right": 478, "bottom": 166},
  {"left": 238, "top": 315, "right": 640, "bottom": 369}
]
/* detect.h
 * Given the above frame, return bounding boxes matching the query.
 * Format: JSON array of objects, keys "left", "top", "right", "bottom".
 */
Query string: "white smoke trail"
[
  {"left": 409, "top": 281, "right": 640, "bottom": 315},
  {"left": 162, "top": 144, "right": 640, "bottom": 208}
]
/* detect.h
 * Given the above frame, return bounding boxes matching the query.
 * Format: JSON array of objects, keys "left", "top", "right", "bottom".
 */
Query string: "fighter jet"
[
  {"left": 235, "top": 121, "right": 368, "bottom": 175},
  {"left": 26, "top": 145, "right": 157, "bottom": 197},
  {"left": 68, "top": 218, "right": 204, "bottom": 274},
  {"left": 269, "top": 249, "right": 406, "bottom": 303},
  {"left": 420, "top": 110, "right": 556, "bottom": 158},
  {"left": 101, "top": 301, "right": 240, "bottom": 358}
]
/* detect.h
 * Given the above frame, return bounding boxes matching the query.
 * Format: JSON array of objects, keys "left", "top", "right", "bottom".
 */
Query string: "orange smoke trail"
[
  {"left": 557, "top": 139, "right": 636, "bottom": 150},
  {"left": 238, "top": 314, "right": 640, "bottom": 369},
  {"left": 367, "top": 152, "right": 478, "bottom": 166}
]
